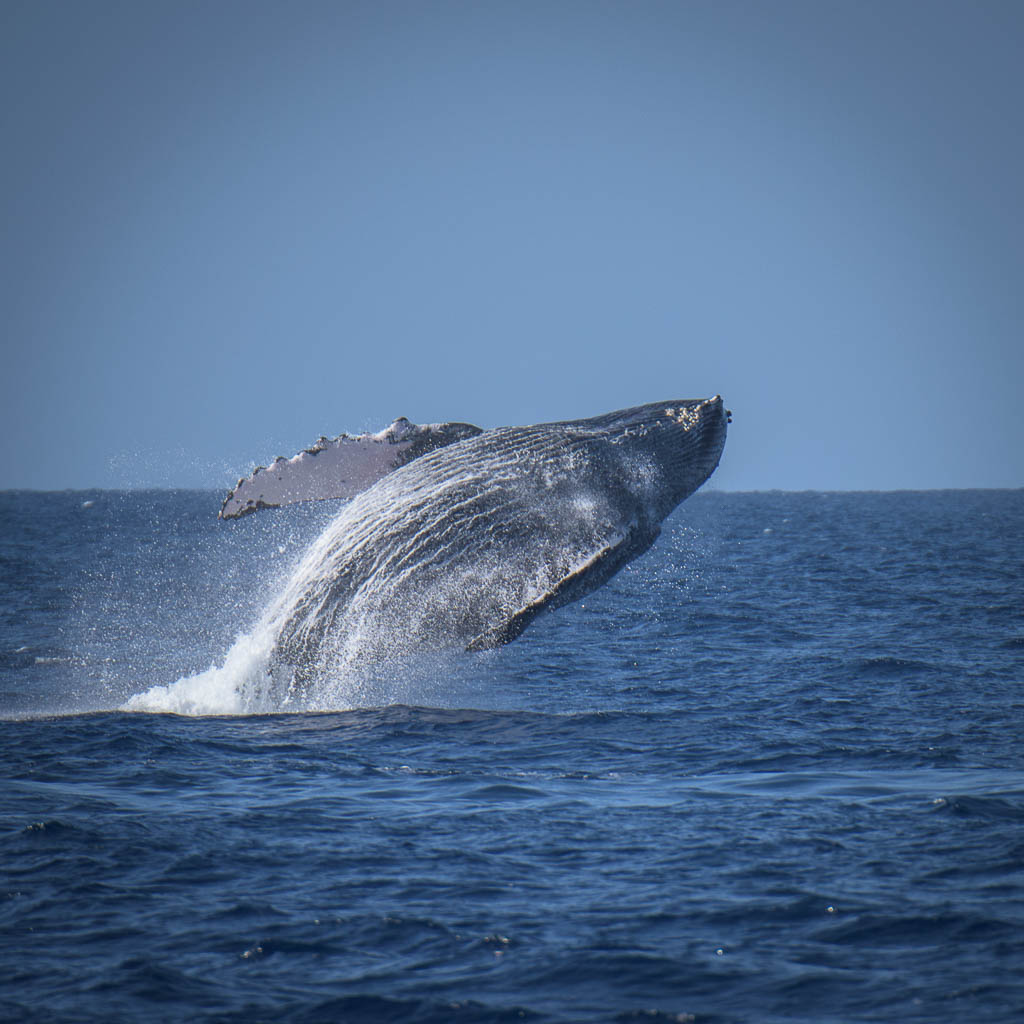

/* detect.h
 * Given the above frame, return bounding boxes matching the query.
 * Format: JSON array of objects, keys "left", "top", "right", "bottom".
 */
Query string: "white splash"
[{"left": 122, "top": 624, "right": 279, "bottom": 716}]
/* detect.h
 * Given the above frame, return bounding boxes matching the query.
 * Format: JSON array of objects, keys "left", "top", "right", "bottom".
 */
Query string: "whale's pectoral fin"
[
  {"left": 220, "top": 418, "right": 483, "bottom": 520},
  {"left": 466, "top": 523, "right": 661, "bottom": 651}
]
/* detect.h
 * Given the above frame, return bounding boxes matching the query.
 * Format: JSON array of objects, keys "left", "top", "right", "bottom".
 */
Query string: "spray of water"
[{"left": 122, "top": 624, "right": 277, "bottom": 715}]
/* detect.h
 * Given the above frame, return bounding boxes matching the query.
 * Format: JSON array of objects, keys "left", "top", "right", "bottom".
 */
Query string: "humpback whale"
[{"left": 223, "top": 398, "right": 728, "bottom": 697}]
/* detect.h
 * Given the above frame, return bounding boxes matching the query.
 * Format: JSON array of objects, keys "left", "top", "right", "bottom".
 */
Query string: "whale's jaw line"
[{"left": 580, "top": 396, "right": 728, "bottom": 515}]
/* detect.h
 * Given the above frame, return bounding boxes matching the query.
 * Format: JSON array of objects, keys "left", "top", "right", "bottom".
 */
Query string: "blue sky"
[{"left": 2, "top": 0, "right": 1021, "bottom": 491}]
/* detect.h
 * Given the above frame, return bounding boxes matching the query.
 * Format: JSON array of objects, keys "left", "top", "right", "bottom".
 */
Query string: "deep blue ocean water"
[{"left": 2, "top": 488, "right": 1022, "bottom": 1022}]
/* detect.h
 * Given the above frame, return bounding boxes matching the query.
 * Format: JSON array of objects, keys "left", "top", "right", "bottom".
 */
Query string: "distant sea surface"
[{"left": 1, "top": 489, "right": 1022, "bottom": 1023}]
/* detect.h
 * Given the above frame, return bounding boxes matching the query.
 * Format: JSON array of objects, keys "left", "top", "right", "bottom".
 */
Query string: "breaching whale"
[{"left": 222, "top": 397, "right": 728, "bottom": 697}]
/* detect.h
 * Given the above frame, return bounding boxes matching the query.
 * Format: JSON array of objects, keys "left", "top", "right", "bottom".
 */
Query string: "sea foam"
[{"left": 122, "top": 626, "right": 278, "bottom": 715}]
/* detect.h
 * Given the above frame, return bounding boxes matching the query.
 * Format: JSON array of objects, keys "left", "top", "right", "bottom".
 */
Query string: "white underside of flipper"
[
  {"left": 220, "top": 418, "right": 482, "bottom": 519},
  {"left": 221, "top": 434, "right": 407, "bottom": 520}
]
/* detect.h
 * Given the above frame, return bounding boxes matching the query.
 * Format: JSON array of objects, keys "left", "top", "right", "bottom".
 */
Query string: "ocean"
[{"left": 1, "top": 488, "right": 1022, "bottom": 1022}]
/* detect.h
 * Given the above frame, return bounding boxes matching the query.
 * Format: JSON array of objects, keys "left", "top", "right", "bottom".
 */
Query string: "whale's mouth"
[{"left": 632, "top": 395, "right": 729, "bottom": 511}]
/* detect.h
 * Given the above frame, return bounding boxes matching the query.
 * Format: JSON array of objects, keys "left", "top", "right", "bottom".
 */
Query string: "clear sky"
[{"left": 2, "top": 0, "right": 1022, "bottom": 491}]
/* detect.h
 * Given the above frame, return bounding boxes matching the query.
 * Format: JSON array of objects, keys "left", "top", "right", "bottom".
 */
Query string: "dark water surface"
[{"left": 2, "top": 490, "right": 1022, "bottom": 1022}]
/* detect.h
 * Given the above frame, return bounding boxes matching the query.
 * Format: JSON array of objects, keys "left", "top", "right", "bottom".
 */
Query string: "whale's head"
[{"left": 591, "top": 396, "right": 729, "bottom": 515}]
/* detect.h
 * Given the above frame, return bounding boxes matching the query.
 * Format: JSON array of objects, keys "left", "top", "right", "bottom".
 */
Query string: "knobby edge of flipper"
[{"left": 220, "top": 418, "right": 483, "bottom": 520}]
